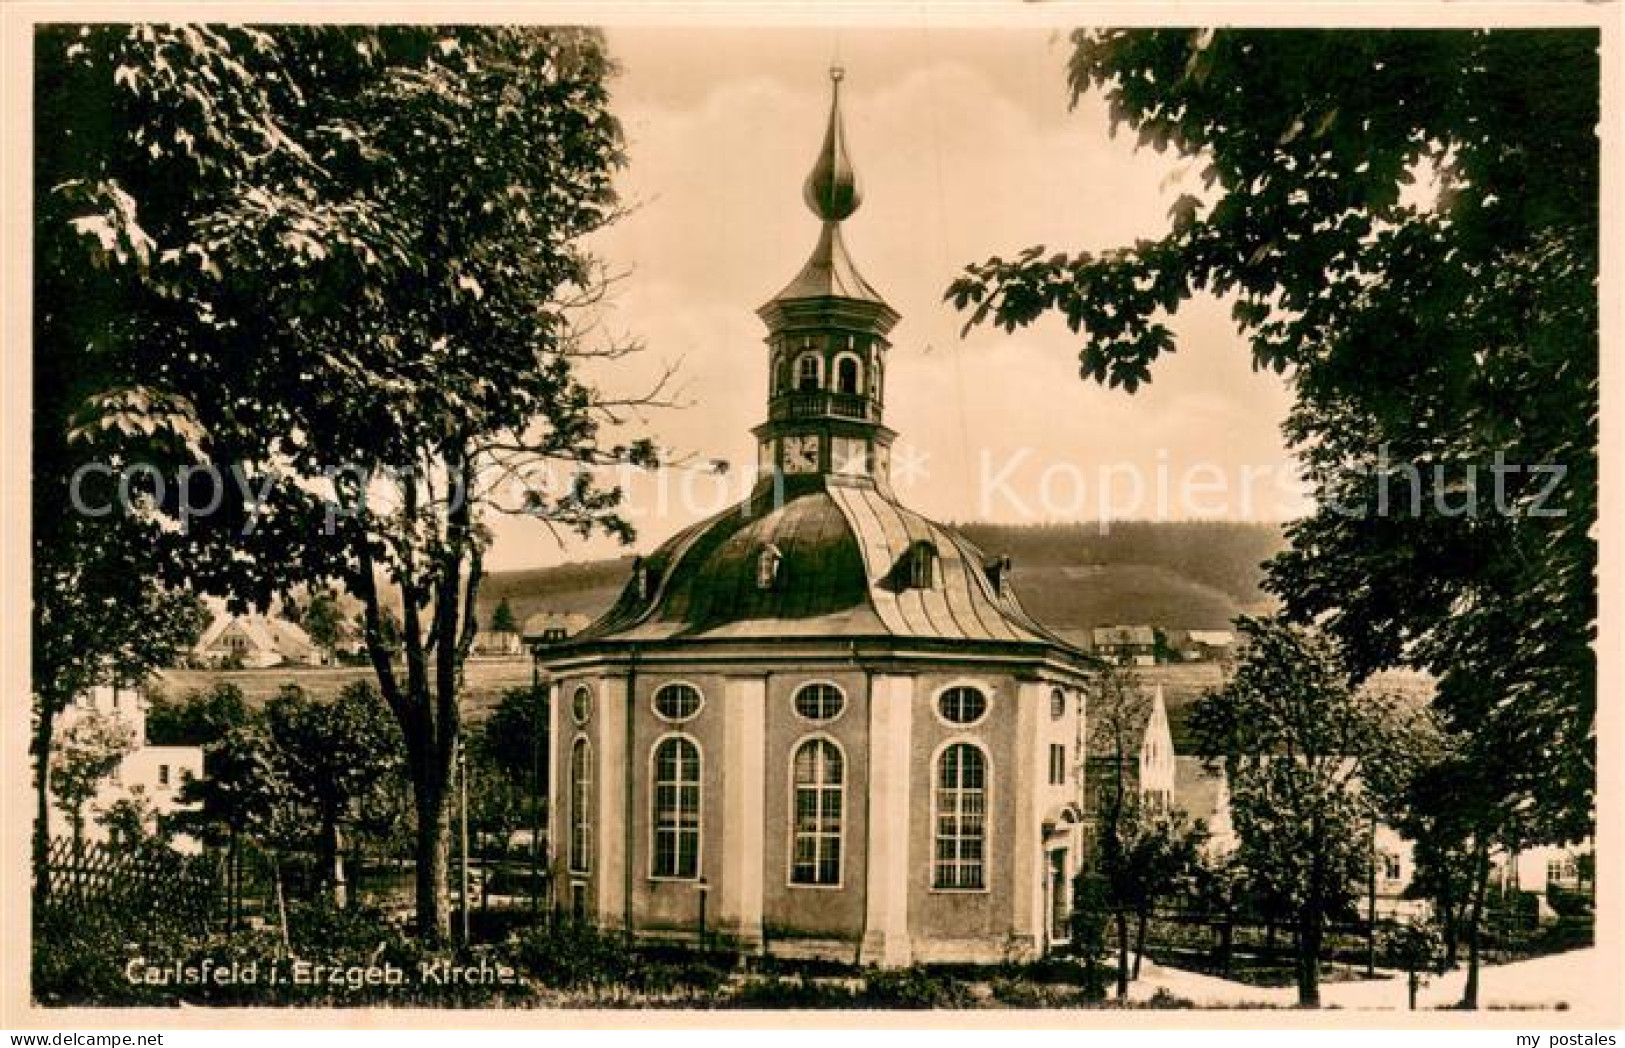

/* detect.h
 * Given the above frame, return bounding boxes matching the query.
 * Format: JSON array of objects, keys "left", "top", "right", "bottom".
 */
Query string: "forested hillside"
[{"left": 477, "top": 521, "right": 1284, "bottom": 633}]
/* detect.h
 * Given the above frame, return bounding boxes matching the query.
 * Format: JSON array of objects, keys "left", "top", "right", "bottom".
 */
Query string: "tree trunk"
[
  {"left": 1297, "top": 912, "right": 1322, "bottom": 1008},
  {"left": 1441, "top": 896, "right": 1461, "bottom": 967},
  {"left": 33, "top": 710, "right": 56, "bottom": 903},
  {"left": 1133, "top": 908, "right": 1149, "bottom": 978},
  {"left": 1115, "top": 910, "right": 1130, "bottom": 997},
  {"left": 1461, "top": 839, "right": 1491, "bottom": 1010},
  {"left": 413, "top": 767, "right": 454, "bottom": 946}
]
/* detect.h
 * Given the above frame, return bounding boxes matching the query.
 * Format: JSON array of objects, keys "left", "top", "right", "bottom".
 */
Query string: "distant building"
[
  {"left": 194, "top": 613, "right": 322, "bottom": 668},
  {"left": 473, "top": 630, "right": 524, "bottom": 657},
  {"left": 1163, "top": 629, "right": 1237, "bottom": 662},
  {"left": 50, "top": 683, "right": 204, "bottom": 852},
  {"left": 1091, "top": 625, "right": 1158, "bottom": 666},
  {"left": 522, "top": 612, "right": 591, "bottom": 646}
]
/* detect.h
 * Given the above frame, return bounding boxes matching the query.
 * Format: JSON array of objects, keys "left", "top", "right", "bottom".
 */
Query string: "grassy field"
[{"left": 155, "top": 657, "right": 537, "bottom": 720}]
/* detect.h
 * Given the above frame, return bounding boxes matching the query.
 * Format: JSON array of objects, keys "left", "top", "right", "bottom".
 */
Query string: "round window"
[
  {"left": 652, "top": 682, "right": 703, "bottom": 722},
  {"left": 793, "top": 682, "right": 845, "bottom": 722},
  {"left": 938, "top": 685, "right": 988, "bottom": 725},
  {"left": 571, "top": 685, "right": 592, "bottom": 726},
  {"left": 1050, "top": 688, "right": 1067, "bottom": 721}
]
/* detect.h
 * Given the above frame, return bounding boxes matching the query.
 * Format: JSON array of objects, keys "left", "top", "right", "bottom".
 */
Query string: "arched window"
[
  {"left": 1050, "top": 687, "right": 1067, "bottom": 720},
  {"left": 790, "top": 738, "right": 844, "bottom": 885},
  {"left": 938, "top": 684, "right": 989, "bottom": 725},
  {"left": 934, "top": 743, "right": 988, "bottom": 890},
  {"left": 653, "top": 682, "right": 703, "bottom": 723},
  {"left": 793, "top": 681, "right": 845, "bottom": 722},
  {"left": 908, "top": 541, "right": 938, "bottom": 589},
  {"left": 569, "top": 737, "right": 592, "bottom": 873},
  {"left": 651, "top": 736, "right": 702, "bottom": 879},
  {"left": 836, "top": 355, "right": 862, "bottom": 396},
  {"left": 796, "top": 352, "right": 823, "bottom": 392},
  {"left": 756, "top": 544, "right": 783, "bottom": 590}
]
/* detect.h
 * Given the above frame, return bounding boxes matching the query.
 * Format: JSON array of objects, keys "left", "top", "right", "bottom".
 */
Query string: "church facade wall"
[{"left": 545, "top": 654, "right": 1089, "bottom": 966}]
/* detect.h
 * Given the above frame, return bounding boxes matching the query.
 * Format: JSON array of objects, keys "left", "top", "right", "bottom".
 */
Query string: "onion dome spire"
[{"left": 803, "top": 66, "right": 861, "bottom": 222}]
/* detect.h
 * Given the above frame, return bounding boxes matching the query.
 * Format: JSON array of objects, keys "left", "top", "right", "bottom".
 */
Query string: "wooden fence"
[{"left": 41, "top": 836, "right": 217, "bottom": 934}]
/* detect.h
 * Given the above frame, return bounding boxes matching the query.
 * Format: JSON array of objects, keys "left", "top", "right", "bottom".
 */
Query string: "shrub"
[
  {"left": 862, "top": 967, "right": 972, "bottom": 1009},
  {"left": 512, "top": 920, "right": 635, "bottom": 989}
]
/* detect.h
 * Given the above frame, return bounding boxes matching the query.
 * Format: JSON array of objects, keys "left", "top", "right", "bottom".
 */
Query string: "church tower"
[{"left": 753, "top": 68, "right": 901, "bottom": 491}]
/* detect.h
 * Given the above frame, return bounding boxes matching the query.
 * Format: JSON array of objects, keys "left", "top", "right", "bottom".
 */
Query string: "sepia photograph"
[{"left": 2, "top": 2, "right": 1617, "bottom": 1033}]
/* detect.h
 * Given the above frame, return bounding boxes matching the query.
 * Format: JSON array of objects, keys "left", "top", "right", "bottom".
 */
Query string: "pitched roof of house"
[
  {"left": 194, "top": 613, "right": 314, "bottom": 658},
  {"left": 522, "top": 612, "right": 591, "bottom": 638},
  {"left": 1093, "top": 625, "right": 1156, "bottom": 647}
]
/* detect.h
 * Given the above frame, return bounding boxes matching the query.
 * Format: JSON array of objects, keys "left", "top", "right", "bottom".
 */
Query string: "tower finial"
[{"left": 803, "top": 69, "right": 861, "bottom": 222}]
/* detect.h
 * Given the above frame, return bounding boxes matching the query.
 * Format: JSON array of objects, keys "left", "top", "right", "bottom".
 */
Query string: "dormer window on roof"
[
  {"left": 908, "top": 540, "right": 938, "bottom": 590},
  {"left": 985, "top": 555, "right": 1013, "bottom": 597},
  {"left": 756, "top": 544, "right": 783, "bottom": 590}
]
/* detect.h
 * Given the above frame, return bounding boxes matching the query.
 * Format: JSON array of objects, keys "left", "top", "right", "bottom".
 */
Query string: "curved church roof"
[{"left": 565, "top": 478, "right": 1080, "bottom": 651}]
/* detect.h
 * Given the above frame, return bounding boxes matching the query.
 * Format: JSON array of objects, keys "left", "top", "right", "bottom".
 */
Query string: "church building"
[{"left": 536, "top": 70, "right": 1096, "bottom": 965}]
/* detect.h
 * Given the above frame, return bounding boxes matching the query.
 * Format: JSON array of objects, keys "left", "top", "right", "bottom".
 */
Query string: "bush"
[
  {"left": 32, "top": 906, "right": 185, "bottom": 1007},
  {"left": 862, "top": 967, "right": 972, "bottom": 1009},
  {"left": 512, "top": 920, "right": 636, "bottom": 989}
]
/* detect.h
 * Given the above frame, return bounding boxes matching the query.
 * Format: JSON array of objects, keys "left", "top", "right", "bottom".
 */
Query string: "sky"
[{"left": 485, "top": 27, "right": 1304, "bottom": 572}]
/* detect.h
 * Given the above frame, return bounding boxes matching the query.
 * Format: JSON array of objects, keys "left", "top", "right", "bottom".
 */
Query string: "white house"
[
  {"left": 50, "top": 683, "right": 205, "bottom": 852},
  {"left": 194, "top": 612, "right": 322, "bottom": 668}
]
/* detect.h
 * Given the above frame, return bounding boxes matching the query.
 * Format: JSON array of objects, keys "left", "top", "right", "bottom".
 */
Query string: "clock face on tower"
[{"left": 783, "top": 434, "right": 821, "bottom": 473}]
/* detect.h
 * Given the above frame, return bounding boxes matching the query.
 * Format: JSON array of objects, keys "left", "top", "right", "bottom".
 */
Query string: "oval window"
[
  {"left": 653, "top": 682, "right": 704, "bottom": 723},
  {"left": 793, "top": 682, "right": 845, "bottom": 722},
  {"left": 938, "top": 685, "right": 988, "bottom": 725},
  {"left": 571, "top": 685, "right": 592, "bottom": 726}
]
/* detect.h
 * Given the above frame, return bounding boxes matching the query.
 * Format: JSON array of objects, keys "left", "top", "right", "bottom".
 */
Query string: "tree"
[
  {"left": 1119, "top": 810, "right": 1207, "bottom": 979},
  {"left": 300, "top": 588, "right": 344, "bottom": 661},
  {"left": 97, "top": 786, "right": 168, "bottom": 853},
  {"left": 1092, "top": 798, "right": 1208, "bottom": 987},
  {"left": 48, "top": 713, "right": 138, "bottom": 853},
  {"left": 1068, "top": 868, "right": 1111, "bottom": 1001},
  {"left": 173, "top": 726, "right": 283, "bottom": 929},
  {"left": 31, "top": 22, "right": 305, "bottom": 903},
  {"left": 1191, "top": 617, "right": 1412, "bottom": 1007},
  {"left": 145, "top": 681, "right": 251, "bottom": 749},
  {"left": 1083, "top": 663, "right": 1153, "bottom": 997},
  {"left": 490, "top": 597, "right": 519, "bottom": 636},
  {"left": 948, "top": 29, "right": 1596, "bottom": 851},
  {"left": 1381, "top": 729, "right": 1521, "bottom": 1008},
  {"left": 264, "top": 682, "right": 405, "bottom": 906},
  {"left": 41, "top": 26, "right": 657, "bottom": 943}
]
